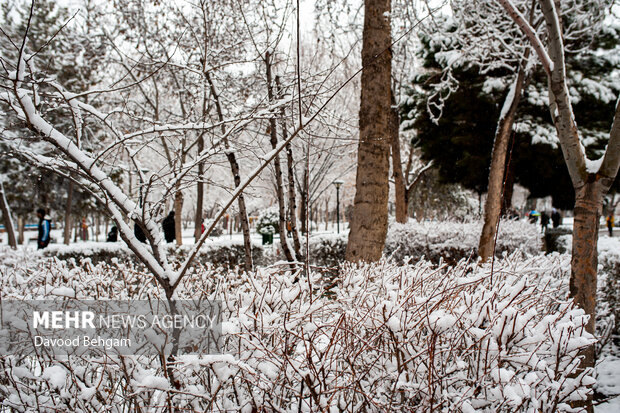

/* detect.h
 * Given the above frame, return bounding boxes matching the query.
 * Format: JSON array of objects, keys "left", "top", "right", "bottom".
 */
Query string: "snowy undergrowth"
[
  {"left": 0, "top": 248, "right": 596, "bottom": 412},
  {"left": 42, "top": 240, "right": 268, "bottom": 269},
  {"left": 385, "top": 219, "right": 542, "bottom": 264},
  {"left": 546, "top": 235, "right": 620, "bottom": 337},
  {"left": 36, "top": 219, "right": 542, "bottom": 271}
]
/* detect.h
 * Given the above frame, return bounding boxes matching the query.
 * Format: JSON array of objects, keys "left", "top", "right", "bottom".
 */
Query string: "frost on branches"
[{"left": 0, "top": 248, "right": 595, "bottom": 412}]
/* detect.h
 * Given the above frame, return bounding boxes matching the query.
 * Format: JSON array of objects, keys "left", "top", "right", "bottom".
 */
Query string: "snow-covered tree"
[{"left": 0, "top": 0, "right": 107, "bottom": 244}]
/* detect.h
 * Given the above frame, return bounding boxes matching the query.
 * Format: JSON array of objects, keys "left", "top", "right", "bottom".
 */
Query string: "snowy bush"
[
  {"left": 256, "top": 207, "right": 280, "bottom": 235},
  {"left": 306, "top": 233, "right": 348, "bottom": 267},
  {"left": 42, "top": 241, "right": 266, "bottom": 270},
  {"left": 0, "top": 248, "right": 596, "bottom": 412},
  {"left": 385, "top": 219, "right": 542, "bottom": 264},
  {"left": 258, "top": 224, "right": 276, "bottom": 235},
  {"left": 542, "top": 234, "right": 620, "bottom": 339},
  {"left": 598, "top": 237, "right": 620, "bottom": 336}
]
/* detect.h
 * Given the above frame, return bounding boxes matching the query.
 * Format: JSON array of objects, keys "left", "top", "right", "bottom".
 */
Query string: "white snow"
[
  {"left": 41, "top": 366, "right": 66, "bottom": 389},
  {"left": 586, "top": 156, "right": 604, "bottom": 174}
]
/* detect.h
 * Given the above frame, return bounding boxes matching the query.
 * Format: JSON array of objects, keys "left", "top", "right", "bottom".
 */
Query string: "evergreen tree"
[
  {"left": 0, "top": 0, "right": 107, "bottom": 240},
  {"left": 402, "top": 21, "right": 620, "bottom": 209}
]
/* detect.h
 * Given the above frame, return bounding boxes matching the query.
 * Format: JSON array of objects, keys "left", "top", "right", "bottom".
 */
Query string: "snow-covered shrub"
[
  {"left": 544, "top": 235, "right": 619, "bottom": 339},
  {"left": 256, "top": 207, "right": 279, "bottom": 235},
  {"left": 43, "top": 241, "right": 135, "bottom": 264},
  {"left": 306, "top": 233, "right": 348, "bottom": 267},
  {"left": 385, "top": 219, "right": 542, "bottom": 264},
  {"left": 42, "top": 241, "right": 266, "bottom": 270},
  {"left": 0, "top": 248, "right": 596, "bottom": 412}
]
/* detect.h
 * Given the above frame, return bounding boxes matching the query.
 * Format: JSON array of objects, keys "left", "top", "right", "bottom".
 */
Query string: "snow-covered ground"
[{"left": 596, "top": 339, "right": 620, "bottom": 412}]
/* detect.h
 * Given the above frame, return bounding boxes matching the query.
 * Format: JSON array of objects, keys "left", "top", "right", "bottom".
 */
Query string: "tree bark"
[
  {"left": 64, "top": 181, "right": 73, "bottom": 245},
  {"left": 390, "top": 91, "right": 407, "bottom": 224},
  {"left": 174, "top": 186, "right": 183, "bottom": 246},
  {"left": 346, "top": 0, "right": 392, "bottom": 262},
  {"left": 265, "top": 53, "right": 295, "bottom": 262},
  {"left": 0, "top": 181, "right": 17, "bottom": 248},
  {"left": 478, "top": 64, "right": 528, "bottom": 262},
  {"left": 571, "top": 181, "right": 602, "bottom": 334},
  {"left": 569, "top": 180, "right": 604, "bottom": 413},
  {"left": 17, "top": 216, "right": 24, "bottom": 245}
]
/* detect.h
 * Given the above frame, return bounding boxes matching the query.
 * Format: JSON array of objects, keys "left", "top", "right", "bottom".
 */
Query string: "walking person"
[
  {"left": 107, "top": 225, "right": 118, "bottom": 242},
  {"left": 162, "top": 211, "right": 176, "bottom": 243},
  {"left": 540, "top": 211, "right": 550, "bottom": 233},
  {"left": 607, "top": 213, "right": 615, "bottom": 237},
  {"left": 36, "top": 208, "right": 51, "bottom": 250}
]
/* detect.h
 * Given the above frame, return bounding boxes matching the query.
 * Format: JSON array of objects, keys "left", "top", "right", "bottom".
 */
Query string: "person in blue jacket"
[{"left": 36, "top": 208, "right": 51, "bottom": 249}]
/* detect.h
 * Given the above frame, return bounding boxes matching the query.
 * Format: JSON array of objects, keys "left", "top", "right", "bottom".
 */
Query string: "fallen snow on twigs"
[{"left": 0, "top": 247, "right": 598, "bottom": 411}]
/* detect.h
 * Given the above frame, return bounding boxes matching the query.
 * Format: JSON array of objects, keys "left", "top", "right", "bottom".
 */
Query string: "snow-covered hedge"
[
  {"left": 385, "top": 219, "right": 542, "bottom": 264},
  {"left": 306, "top": 233, "right": 348, "bottom": 267},
  {"left": 42, "top": 241, "right": 267, "bottom": 269},
  {"left": 542, "top": 235, "right": 620, "bottom": 337},
  {"left": 0, "top": 249, "right": 596, "bottom": 412},
  {"left": 37, "top": 220, "right": 543, "bottom": 271}
]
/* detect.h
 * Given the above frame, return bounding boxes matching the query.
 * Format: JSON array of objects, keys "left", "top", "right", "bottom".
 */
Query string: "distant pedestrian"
[
  {"left": 540, "top": 212, "right": 550, "bottom": 233},
  {"left": 162, "top": 211, "right": 176, "bottom": 243},
  {"left": 107, "top": 225, "right": 118, "bottom": 242},
  {"left": 551, "top": 209, "right": 562, "bottom": 228},
  {"left": 528, "top": 210, "right": 539, "bottom": 224},
  {"left": 81, "top": 218, "right": 89, "bottom": 241},
  {"left": 36, "top": 208, "right": 51, "bottom": 250},
  {"left": 607, "top": 213, "right": 615, "bottom": 237}
]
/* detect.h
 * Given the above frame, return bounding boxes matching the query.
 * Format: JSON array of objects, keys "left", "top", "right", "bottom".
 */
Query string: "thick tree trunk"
[
  {"left": 174, "top": 187, "right": 183, "bottom": 246},
  {"left": 64, "top": 181, "right": 73, "bottom": 245},
  {"left": 390, "top": 92, "right": 407, "bottom": 224},
  {"left": 265, "top": 54, "right": 295, "bottom": 262},
  {"left": 194, "top": 135, "right": 205, "bottom": 243},
  {"left": 478, "top": 65, "right": 527, "bottom": 262},
  {"left": 0, "top": 181, "right": 17, "bottom": 248},
  {"left": 571, "top": 181, "right": 601, "bottom": 337},
  {"left": 346, "top": 0, "right": 392, "bottom": 262},
  {"left": 570, "top": 181, "right": 603, "bottom": 413}
]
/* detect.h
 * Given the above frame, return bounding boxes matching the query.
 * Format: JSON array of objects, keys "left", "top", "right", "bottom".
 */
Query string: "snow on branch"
[{"left": 495, "top": 0, "right": 553, "bottom": 75}]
